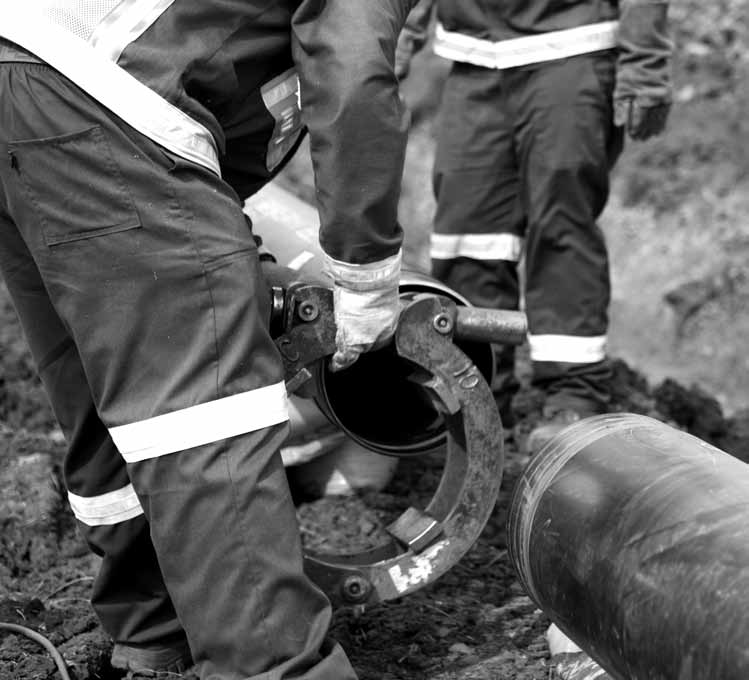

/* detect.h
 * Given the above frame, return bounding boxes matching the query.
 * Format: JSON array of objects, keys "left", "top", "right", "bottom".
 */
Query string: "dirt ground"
[
  {"left": 2, "top": 2, "right": 749, "bottom": 678},
  {"left": 3, "top": 300, "right": 749, "bottom": 680}
]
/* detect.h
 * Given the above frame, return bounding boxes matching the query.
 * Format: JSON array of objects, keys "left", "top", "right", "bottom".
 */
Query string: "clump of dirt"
[{"left": 0, "top": 425, "right": 109, "bottom": 680}]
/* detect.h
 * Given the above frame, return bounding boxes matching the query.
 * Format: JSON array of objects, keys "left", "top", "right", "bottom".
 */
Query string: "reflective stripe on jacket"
[
  {"left": 434, "top": 20, "right": 619, "bottom": 69},
  {"left": 403, "top": 0, "right": 620, "bottom": 68}
]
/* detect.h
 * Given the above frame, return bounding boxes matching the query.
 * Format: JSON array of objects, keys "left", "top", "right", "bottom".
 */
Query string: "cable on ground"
[{"left": 0, "top": 621, "right": 72, "bottom": 680}]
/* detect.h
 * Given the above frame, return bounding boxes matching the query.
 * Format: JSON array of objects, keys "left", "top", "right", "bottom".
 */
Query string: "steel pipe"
[
  {"left": 508, "top": 413, "right": 749, "bottom": 680},
  {"left": 246, "top": 182, "right": 525, "bottom": 455}
]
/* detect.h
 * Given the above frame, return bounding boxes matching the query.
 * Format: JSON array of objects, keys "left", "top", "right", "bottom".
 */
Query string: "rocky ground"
[{"left": 2, "top": 2, "right": 749, "bottom": 678}]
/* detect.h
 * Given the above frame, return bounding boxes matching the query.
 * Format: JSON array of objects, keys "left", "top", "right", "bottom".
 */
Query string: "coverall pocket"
[{"left": 8, "top": 125, "right": 141, "bottom": 246}]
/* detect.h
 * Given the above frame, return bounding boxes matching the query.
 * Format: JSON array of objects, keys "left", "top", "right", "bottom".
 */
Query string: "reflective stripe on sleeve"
[
  {"left": 90, "top": 0, "right": 177, "bottom": 62},
  {"left": 0, "top": 8, "right": 220, "bottom": 175},
  {"left": 430, "top": 233, "right": 524, "bottom": 262},
  {"left": 68, "top": 484, "right": 144, "bottom": 526},
  {"left": 434, "top": 21, "right": 619, "bottom": 70},
  {"left": 109, "top": 381, "right": 289, "bottom": 463},
  {"left": 529, "top": 334, "right": 607, "bottom": 363}
]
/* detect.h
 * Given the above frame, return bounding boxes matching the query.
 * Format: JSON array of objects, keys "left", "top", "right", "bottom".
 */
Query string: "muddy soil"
[{"left": 3, "top": 287, "right": 749, "bottom": 680}]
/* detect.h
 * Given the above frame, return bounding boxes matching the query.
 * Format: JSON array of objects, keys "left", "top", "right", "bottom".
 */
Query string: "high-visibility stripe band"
[
  {"left": 0, "top": 8, "right": 220, "bottom": 175},
  {"left": 90, "top": 0, "right": 176, "bottom": 63},
  {"left": 434, "top": 21, "right": 619, "bottom": 70},
  {"left": 529, "top": 334, "right": 607, "bottom": 363},
  {"left": 430, "top": 233, "right": 524, "bottom": 262},
  {"left": 110, "top": 381, "right": 289, "bottom": 463},
  {"left": 68, "top": 484, "right": 144, "bottom": 526}
]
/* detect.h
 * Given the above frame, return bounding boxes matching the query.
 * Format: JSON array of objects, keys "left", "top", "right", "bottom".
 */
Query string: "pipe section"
[
  {"left": 508, "top": 413, "right": 749, "bottom": 680},
  {"left": 246, "top": 183, "right": 518, "bottom": 455}
]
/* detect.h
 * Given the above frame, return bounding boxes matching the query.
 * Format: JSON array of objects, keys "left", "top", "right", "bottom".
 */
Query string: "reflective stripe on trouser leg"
[
  {"left": 129, "top": 425, "right": 354, "bottom": 679},
  {"left": 0, "top": 62, "right": 355, "bottom": 679},
  {"left": 0, "top": 215, "right": 183, "bottom": 648},
  {"left": 431, "top": 62, "right": 525, "bottom": 413},
  {"left": 512, "top": 53, "right": 624, "bottom": 410}
]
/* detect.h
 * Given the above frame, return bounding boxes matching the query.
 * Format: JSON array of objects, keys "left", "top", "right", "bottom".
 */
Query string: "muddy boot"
[
  {"left": 547, "top": 623, "right": 611, "bottom": 680},
  {"left": 111, "top": 639, "right": 193, "bottom": 677}
]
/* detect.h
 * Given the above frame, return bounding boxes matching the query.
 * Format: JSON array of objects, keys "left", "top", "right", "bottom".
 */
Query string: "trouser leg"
[
  {"left": 511, "top": 54, "right": 625, "bottom": 413},
  {"left": 0, "top": 205, "right": 185, "bottom": 652},
  {"left": 0, "top": 61, "right": 355, "bottom": 680},
  {"left": 430, "top": 63, "right": 524, "bottom": 423}
]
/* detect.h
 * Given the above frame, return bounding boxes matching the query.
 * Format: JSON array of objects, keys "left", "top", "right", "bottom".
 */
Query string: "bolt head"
[
  {"left": 433, "top": 313, "right": 453, "bottom": 334},
  {"left": 298, "top": 301, "right": 319, "bottom": 322},
  {"left": 342, "top": 575, "right": 371, "bottom": 603}
]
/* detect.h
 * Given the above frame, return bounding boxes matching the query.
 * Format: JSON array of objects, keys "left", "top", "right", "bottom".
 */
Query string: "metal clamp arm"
[{"left": 274, "top": 287, "right": 505, "bottom": 607}]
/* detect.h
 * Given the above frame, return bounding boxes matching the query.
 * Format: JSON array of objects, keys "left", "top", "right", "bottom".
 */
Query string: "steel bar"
[{"left": 454, "top": 306, "right": 527, "bottom": 346}]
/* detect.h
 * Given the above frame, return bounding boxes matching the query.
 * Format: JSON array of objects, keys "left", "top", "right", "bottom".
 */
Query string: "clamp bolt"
[
  {"left": 341, "top": 575, "right": 372, "bottom": 604},
  {"left": 433, "top": 312, "right": 453, "bottom": 335},
  {"left": 298, "top": 301, "right": 319, "bottom": 322}
]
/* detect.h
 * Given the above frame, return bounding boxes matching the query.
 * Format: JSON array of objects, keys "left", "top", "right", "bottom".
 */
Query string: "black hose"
[{"left": 0, "top": 621, "right": 72, "bottom": 680}]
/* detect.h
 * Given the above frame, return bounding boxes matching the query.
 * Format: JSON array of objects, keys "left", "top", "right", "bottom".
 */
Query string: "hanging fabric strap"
[{"left": 0, "top": 7, "right": 221, "bottom": 175}]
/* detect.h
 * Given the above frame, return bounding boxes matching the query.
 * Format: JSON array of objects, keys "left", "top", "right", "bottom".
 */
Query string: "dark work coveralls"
[
  {"left": 404, "top": 0, "right": 625, "bottom": 416},
  {"left": 0, "top": 2, "right": 410, "bottom": 678}
]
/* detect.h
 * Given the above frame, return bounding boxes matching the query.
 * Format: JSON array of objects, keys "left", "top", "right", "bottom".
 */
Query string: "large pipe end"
[
  {"left": 314, "top": 283, "right": 498, "bottom": 457},
  {"left": 507, "top": 413, "right": 749, "bottom": 680},
  {"left": 507, "top": 413, "right": 637, "bottom": 603}
]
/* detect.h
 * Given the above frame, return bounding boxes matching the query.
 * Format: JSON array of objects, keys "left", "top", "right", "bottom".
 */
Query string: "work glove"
[
  {"left": 323, "top": 250, "right": 402, "bottom": 372},
  {"left": 614, "top": 0, "right": 673, "bottom": 141}
]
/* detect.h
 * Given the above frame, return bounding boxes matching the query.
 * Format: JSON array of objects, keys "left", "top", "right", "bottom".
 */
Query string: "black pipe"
[{"left": 508, "top": 413, "right": 749, "bottom": 680}]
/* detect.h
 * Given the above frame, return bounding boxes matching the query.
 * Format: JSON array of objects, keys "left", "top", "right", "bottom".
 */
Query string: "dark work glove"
[
  {"left": 613, "top": 98, "right": 671, "bottom": 140},
  {"left": 614, "top": 0, "right": 673, "bottom": 141}
]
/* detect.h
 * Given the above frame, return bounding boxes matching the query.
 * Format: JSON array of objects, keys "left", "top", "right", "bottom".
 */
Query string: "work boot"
[
  {"left": 111, "top": 639, "right": 193, "bottom": 677},
  {"left": 547, "top": 623, "right": 612, "bottom": 680},
  {"left": 524, "top": 407, "right": 596, "bottom": 456}
]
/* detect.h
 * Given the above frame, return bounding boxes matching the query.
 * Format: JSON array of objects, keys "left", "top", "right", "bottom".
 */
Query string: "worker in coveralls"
[
  {"left": 396, "top": 2, "right": 671, "bottom": 678},
  {"left": 0, "top": 2, "right": 415, "bottom": 678},
  {"left": 395, "top": 0, "right": 673, "bottom": 455}
]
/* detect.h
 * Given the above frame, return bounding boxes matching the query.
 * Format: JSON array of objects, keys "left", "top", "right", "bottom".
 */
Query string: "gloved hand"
[
  {"left": 324, "top": 250, "right": 402, "bottom": 372},
  {"left": 614, "top": 0, "right": 673, "bottom": 141}
]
